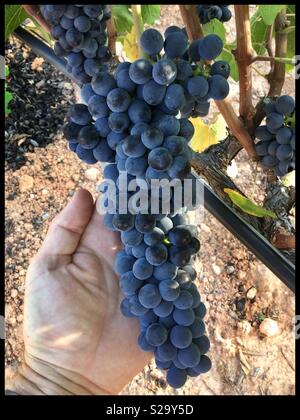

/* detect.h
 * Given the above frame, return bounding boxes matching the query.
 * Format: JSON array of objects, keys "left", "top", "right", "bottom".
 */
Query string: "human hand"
[{"left": 10, "top": 189, "right": 151, "bottom": 395}]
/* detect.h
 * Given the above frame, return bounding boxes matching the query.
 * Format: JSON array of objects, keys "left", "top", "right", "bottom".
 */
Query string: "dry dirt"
[{"left": 5, "top": 5, "right": 295, "bottom": 395}]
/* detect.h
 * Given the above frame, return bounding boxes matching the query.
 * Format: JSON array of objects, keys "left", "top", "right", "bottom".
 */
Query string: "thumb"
[{"left": 37, "top": 189, "right": 94, "bottom": 258}]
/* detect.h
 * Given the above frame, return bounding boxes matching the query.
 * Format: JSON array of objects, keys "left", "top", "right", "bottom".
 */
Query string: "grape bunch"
[
  {"left": 40, "top": 5, "right": 111, "bottom": 84},
  {"left": 197, "top": 5, "right": 232, "bottom": 24},
  {"left": 255, "top": 95, "right": 295, "bottom": 177},
  {"left": 58, "top": 22, "right": 219, "bottom": 387}
]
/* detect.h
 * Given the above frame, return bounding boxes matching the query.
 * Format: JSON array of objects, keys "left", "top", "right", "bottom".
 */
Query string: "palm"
[{"left": 24, "top": 190, "right": 151, "bottom": 394}]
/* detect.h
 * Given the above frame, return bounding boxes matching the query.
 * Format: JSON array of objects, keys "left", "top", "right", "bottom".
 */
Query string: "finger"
[
  {"left": 77, "top": 204, "right": 122, "bottom": 268},
  {"left": 38, "top": 189, "right": 94, "bottom": 258}
]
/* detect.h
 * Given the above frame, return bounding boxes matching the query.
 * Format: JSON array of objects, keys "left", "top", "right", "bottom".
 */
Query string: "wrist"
[{"left": 7, "top": 353, "right": 113, "bottom": 395}]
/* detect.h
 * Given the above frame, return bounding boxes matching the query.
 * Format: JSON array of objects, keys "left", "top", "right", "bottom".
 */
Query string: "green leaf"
[
  {"left": 250, "top": 9, "right": 268, "bottom": 55},
  {"left": 141, "top": 5, "right": 160, "bottom": 25},
  {"left": 111, "top": 5, "right": 133, "bottom": 35},
  {"left": 203, "top": 18, "right": 226, "bottom": 43},
  {"left": 281, "top": 170, "right": 295, "bottom": 187},
  {"left": 5, "top": 90, "right": 13, "bottom": 116},
  {"left": 5, "top": 5, "right": 29, "bottom": 41},
  {"left": 224, "top": 189, "right": 277, "bottom": 219},
  {"left": 218, "top": 48, "right": 239, "bottom": 81},
  {"left": 5, "top": 65, "right": 10, "bottom": 78},
  {"left": 258, "top": 5, "right": 286, "bottom": 25}
]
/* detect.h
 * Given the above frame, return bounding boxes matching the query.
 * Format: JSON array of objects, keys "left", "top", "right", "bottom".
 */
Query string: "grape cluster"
[
  {"left": 55, "top": 18, "right": 219, "bottom": 387},
  {"left": 40, "top": 5, "right": 111, "bottom": 84},
  {"left": 197, "top": 5, "right": 232, "bottom": 24},
  {"left": 255, "top": 95, "right": 295, "bottom": 177}
]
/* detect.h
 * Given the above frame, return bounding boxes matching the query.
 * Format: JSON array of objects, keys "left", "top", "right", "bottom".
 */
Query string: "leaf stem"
[
  {"left": 131, "top": 5, "right": 144, "bottom": 59},
  {"left": 22, "top": 5, "right": 51, "bottom": 33}
]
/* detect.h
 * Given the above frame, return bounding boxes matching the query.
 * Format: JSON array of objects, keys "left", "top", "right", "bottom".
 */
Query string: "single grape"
[
  {"left": 145, "top": 244, "right": 168, "bottom": 266},
  {"left": 140, "top": 28, "right": 164, "bottom": 55},
  {"left": 198, "top": 34, "right": 223, "bottom": 60},
  {"left": 138, "top": 284, "right": 162, "bottom": 309},
  {"left": 152, "top": 59, "right": 177, "bottom": 86},
  {"left": 129, "top": 59, "right": 153, "bottom": 84},
  {"left": 146, "top": 323, "right": 168, "bottom": 346},
  {"left": 153, "top": 300, "right": 174, "bottom": 317},
  {"left": 112, "top": 213, "right": 135, "bottom": 232},
  {"left": 133, "top": 257, "right": 154, "bottom": 280},
  {"left": 275, "top": 95, "right": 295, "bottom": 116},
  {"left": 164, "top": 31, "right": 189, "bottom": 59},
  {"left": 148, "top": 147, "right": 173, "bottom": 171}
]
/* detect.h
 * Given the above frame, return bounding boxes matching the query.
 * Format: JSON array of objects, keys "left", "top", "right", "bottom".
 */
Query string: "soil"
[{"left": 5, "top": 6, "right": 295, "bottom": 395}]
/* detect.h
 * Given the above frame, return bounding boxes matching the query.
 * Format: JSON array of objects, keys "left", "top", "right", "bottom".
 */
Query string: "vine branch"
[
  {"left": 267, "top": 9, "right": 288, "bottom": 97},
  {"left": 179, "top": 4, "right": 257, "bottom": 159},
  {"left": 131, "top": 5, "right": 144, "bottom": 58},
  {"left": 178, "top": 5, "right": 204, "bottom": 39},
  {"left": 106, "top": 7, "right": 117, "bottom": 55},
  {"left": 265, "top": 24, "right": 274, "bottom": 73},
  {"left": 233, "top": 5, "right": 255, "bottom": 123},
  {"left": 22, "top": 5, "right": 51, "bottom": 33}
]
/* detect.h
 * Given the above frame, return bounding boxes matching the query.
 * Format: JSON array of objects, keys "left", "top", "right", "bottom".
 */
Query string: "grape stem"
[
  {"left": 233, "top": 5, "right": 255, "bottom": 125},
  {"left": 22, "top": 5, "right": 51, "bottom": 33},
  {"left": 267, "top": 9, "right": 288, "bottom": 97},
  {"left": 179, "top": 4, "right": 257, "bottom": 159},
  {"left": 131, "top": 5, "right": 144, "bottom": 59},
  {"left": 178, "top": 5, "right": 204, "bottom": 39},
  {"left": 106, "top": 6, "right": 117, "bottom": 55},
  {"left": 251, "top": 56, "right": 295, "bottom": 65}
]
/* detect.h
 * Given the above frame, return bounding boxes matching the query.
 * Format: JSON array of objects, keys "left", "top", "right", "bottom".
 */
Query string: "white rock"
[
  {"left": 237, "top": 320, "right": 252, "bottom": 336},
  {"left": 226, "top": 265, "right": 235, "bottom": 274},
  {"left": 200, "top": 223, "right": 211, "bottom": 234},
  {"left": 246, "top": 286, "right": 257, "bottom": 300},
  {"left": 19, "top": 175, "right": 34, "bottom": 192},
  {"left": 227, "top": 160, "right": 238, "bottom": 179},
  {"left": 259, "top": 318, "right": 280, "bottom": 337},
  {"left": 238, "top": 270, "right": 247, "bottom": 280},
  {"left": 11, "top": 289, "right": 18, "bottom": 298},
  {"left": 85, "top": 167, "right": 100, "bottom": 181},
  {"left": 212, "top": 264, "right": 221, "bottom": 276}
]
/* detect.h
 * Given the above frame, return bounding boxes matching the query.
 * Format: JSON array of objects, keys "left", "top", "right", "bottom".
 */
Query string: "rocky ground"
[{"left": 5, "top": 6, "right": 295, "bottom": 395}]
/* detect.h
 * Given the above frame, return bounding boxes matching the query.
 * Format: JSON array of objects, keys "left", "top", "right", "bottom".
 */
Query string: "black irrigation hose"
[
  {"left": 13, "top": 27, "right": 79, "bottom": 84},
  {"left": 13, "top": 27, "right": 295, "bottom": 293},
  {"left": 201, "top": 180, "right": 295, "bottom": 293}
]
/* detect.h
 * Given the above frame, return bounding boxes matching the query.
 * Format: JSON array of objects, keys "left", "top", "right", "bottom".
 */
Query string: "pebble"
[
  {"left": 200, "top": 223, "right": 211, "bottom": 234},
  {"left": 212, "top": 264, "right": 221, "bottom": 276},
  {"left": 9, "top": 317, "right": 16, "bottom": 326},
  {"left": 259, "top": 318, "right": 280, "bottom": 337},
  {"left": 30, "top": 139, "right": 39, "bottom": 147},
  {"left": 35, "top": 79, "right": 45, "bottom": 89},
  {"left": 237, "top": 320, "right": 252, "bottom": 336},
  {"left": 238, "top": 270, "right": 247, "bottom": 280},
  {"left": 226, "top": 265, "right": 235, "bottom": 274},
  {"left": 11, "top": 289, "right": 18, "bottom": 298},
  {"left": 19, "top": 175, "right": 34, "bottom": 192},
  {"left": 235, "top": 298, "right": 246, "bottom": 312},
  {"left": 85, "top": 167, "right": 100, "bottom": 181},
  {"left": 42, "top": 213, "right": 49, "bottom": 220},
  {"left": 17, "top": 314, "right": 23, "bottom": 323},
  {"left": 41, "top": 189, "right": 48, "bottom": 195},
  {"left": 246, "top": 286, "right": 257, "bottom": 300}
]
